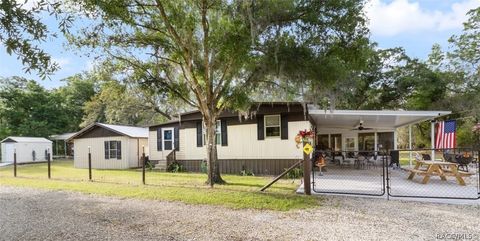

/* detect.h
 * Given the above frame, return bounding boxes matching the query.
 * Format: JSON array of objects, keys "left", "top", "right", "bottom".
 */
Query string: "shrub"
[
  {"left": 200, "top": 160, "right": 208, "bottom": 174},
  {"left": 240, "top": 169, "right": 255, "bottom": 176},
  {"left": 167, "top": 161, "right": 186, "bottom": 173},
  {"left": 284, "top": 167, "right": 303, "bottom": 179}
]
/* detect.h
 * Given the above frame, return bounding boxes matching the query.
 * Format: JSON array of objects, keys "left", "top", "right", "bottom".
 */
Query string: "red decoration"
[{"left": 295, "top": 129, "right": 315, "bottom": 148}]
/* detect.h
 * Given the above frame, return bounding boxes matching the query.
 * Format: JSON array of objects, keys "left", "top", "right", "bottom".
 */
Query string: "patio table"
[{"left": 407, "top": 160, "right": 470, "bottom": 186}]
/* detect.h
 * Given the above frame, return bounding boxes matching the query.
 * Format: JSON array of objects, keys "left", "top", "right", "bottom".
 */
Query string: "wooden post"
[
  {"left": 13, "top": 149, "right": 17, "bottom": 177},
  {"left": 142, "top": 146, "right": 146, "bottom": 185},
  {"left": 303, "top": 142, "right": 311, "bottom": 195},
  {"left": 88, "top": 146, "right": 92, "bottom": 181},
  {"left": 47, "top": 148, "right": 51, "bottom": 179}
]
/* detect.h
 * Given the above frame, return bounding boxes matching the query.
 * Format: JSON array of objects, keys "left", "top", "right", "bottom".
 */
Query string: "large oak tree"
[{"left": 68, "top": 0, "right": 369, "bottom": 186}]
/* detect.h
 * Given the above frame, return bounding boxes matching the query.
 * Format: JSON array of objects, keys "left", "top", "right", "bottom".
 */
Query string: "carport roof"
[
  {"left": 1, "top": 137, "right": 52, "bottom": 143},
  {"left": 308, "top": 105, "right": 451, "bottom": 129}
]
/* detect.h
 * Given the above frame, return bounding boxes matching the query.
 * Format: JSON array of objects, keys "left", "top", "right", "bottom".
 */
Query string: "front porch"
[{"left": 295, "top": 106, "right": 480, "bottom": 203}]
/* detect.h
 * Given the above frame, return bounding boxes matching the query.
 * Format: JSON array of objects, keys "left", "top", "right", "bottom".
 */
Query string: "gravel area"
[{"left": 0, "top": 186, "right": 479, "bottom": 241}]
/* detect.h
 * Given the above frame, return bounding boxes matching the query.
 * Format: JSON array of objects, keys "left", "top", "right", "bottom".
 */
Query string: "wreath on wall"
[{"left": 295, "top": 129, "right": 315, "bottom": 148}]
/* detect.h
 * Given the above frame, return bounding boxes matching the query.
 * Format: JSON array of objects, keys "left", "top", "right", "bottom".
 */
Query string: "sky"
[{"left": 0, "top": 0, "right": 479, "bottom": 89}]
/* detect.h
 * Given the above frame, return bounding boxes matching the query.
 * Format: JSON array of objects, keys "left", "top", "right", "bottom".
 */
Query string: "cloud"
[
  {"left": 52, "top": 57, "right": 71, "bottom": 69},
  {"left": 366, "top": 0, "right": 480, "bottom": 37}
]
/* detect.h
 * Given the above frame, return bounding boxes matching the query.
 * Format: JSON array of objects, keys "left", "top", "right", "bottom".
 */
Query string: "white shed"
[
  {"left": 1, "top": 137, "right": 53, "bottom": 163},
  {"left": 68, "top": 123, "right": 149, "bottom": 169}
]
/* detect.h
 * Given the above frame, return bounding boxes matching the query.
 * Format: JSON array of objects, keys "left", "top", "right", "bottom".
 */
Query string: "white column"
[
  {"left": 408, "top": 125, "right": 412, "bottom": 167},
  {"left": 328, "top": 134, "right": 331, "bottom": 149},
  {"left": 393, "top": 129, "right": 398, "bottom": 150},
  {"left": 374, "top": 131, "right": 378, "bottom": 153},
  {"left": 431, "top": 121, "right": 435, "bottom": 161}
]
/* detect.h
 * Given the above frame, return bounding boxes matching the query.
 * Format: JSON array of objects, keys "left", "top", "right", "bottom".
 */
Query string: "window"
[
  {"left": 377, "top": 132, "right": 394, "bottom": 150},
  {"left": 163, "top": 128, "right": 174, "bottom": 150},
  {"left": 358, "top": 133, "right": 375, "bottom": 151},
  {"left": 264, "top": 115, "right": 281, "bottom": 138},
  {"left": 104, "top": 141, "right": 122, "bottom": 159},
  {"left": 202, "top": 120, "right": 222, "bottom": 145},
  {"left": 317, "top": 134, "right": 329, "bottom": 150},
  {"left": 330, "top": 134, "right": 342, "bottom": 151}
]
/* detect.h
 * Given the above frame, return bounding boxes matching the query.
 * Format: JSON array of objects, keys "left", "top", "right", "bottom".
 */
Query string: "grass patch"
[{"left": 0, "top": 161, "right": 318, "bottom": 211}]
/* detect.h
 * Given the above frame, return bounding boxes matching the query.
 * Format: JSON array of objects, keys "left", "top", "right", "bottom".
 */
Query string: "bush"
[
  {"left": 240, "top": 169, "right": 254, "bottom": 176},
  {"left": 200, "top": 160, "right": 208, "bottom": 174},
  {"left": 284, "top": 167, "right": 303, "bottom": 179},
  {"left": 167, "top": 161, "right": 186, "bottom": 173}
]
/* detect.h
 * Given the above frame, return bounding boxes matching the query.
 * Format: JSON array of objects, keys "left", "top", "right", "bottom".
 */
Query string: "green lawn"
[{"left": 0, "top": 161, "right": 318, "bottom": 211}]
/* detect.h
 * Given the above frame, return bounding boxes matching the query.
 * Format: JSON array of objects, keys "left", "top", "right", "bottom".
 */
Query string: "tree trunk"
[{"left": 204, "top": 117, "right": 225, "bottom": 187}]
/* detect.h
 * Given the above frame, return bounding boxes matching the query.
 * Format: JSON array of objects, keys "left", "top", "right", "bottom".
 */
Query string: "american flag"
[{"left": 435, "top": 120, "right": 456, "bottom": 149}]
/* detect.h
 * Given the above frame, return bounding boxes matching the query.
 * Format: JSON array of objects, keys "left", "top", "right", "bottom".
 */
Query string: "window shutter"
[
  {"left": 281, "top": 114, "right": 288, "bottom": 140},
  {"left": 174, "top": 127, "right": 180, "bottom": 151},
  {"left": 117, "top": 141, "right": 122, "bottom": 159},
  {"left": 221, "top": 119, "right": 228, "bottom": 146},
  {"left": 157, "top": 128, "right": 162, "bottom": 151},
  {"left": 104, "top": 141, "right": 109, "bottom": 159},
  {"left": 257, "top": 114, "right": 264, "bottom": 140},
  {"left": 196, "top": 121, "right": 203, "bottom": 147}
]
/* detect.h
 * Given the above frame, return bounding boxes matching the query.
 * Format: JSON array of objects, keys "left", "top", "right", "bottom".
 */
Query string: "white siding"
[
  {"left": 1, "top": 142, "right": 52, "bottom": 163},
  {"left": 128, "top": 138, "right": 149, "bottom": 167},
  {"left": 149, "top": 120, "right": 310, "bottom": 161},
  {"left": 74, "top": 136, "right": 131, "bottom": 169}
]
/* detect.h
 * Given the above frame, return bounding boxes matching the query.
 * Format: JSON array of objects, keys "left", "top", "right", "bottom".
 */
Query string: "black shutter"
[
  {"left": 117, "top": 141, "right": 122, "bottom": 159},
  {"left": 221, "top": 119, "right": 228, "bottom": 146},
  {"left": 281, "top": 114, "right": 288, "bottom": 140},
  {"left": 157, "top": 128, "right": 162, "bottom": 151},
  {"left": 104, "top": 141, "right": 109, "bottom": 159},
  {"left": 257, "top": 114, "right": 264, "bottom": 140},
  {"left": 196, "top": 121, "right": 203, "bottom": 147},
  {"left": 174, "top": 127, "right": 180, "bottom": 151}
]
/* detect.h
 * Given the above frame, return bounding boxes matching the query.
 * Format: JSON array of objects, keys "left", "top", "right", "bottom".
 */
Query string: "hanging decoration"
[{"left": 295, "top": 129, "right": 315, "bottom": 148}]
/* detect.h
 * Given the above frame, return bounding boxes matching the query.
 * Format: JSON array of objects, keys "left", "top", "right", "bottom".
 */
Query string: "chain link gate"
[
  {"left": 311, "top": 149, "right": 480, "bottom": 200},
  {"left": 312, "top": 150, "right": 387, "bottom": 196}
]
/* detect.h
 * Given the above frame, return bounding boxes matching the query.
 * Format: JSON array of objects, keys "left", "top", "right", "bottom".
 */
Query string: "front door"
[
  {"left": 4, "top": 143, "right": 15, "bottom": 163},
  {"left": 162, "top": 128, "right": 174, "bottom": 151}
]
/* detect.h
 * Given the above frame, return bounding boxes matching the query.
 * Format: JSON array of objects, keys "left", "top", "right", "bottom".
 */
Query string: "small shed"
[
  {"left": 1, "top": 137, "right": 53, "bottom": 163},
  {"left": 68, "top": 123, "right": 149, "bottom": 169}
]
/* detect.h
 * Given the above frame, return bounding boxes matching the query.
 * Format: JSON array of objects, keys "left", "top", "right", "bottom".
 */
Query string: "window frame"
[
  {"left": 202, "top": 120, "right": 222, "bottom": 145},
  {"left": 264, "top": 115, "right": 281, "bottom": 138},
  {"left": 162, "top": 127, "right": 175, "bottom": 151},
  {"left": 105, "top": 140, "right": 121, "bottom": 160}
]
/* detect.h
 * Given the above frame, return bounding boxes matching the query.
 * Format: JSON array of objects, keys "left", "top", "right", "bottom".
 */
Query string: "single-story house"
[
  {"left": 149, "top": 102, "right": 450, "bottom": 175},
  {"left": 1, "top": 137, "right": 52, "bottom": 163},
  {"left": 68, "top": 123, "right": 149, "bottom": 169}
]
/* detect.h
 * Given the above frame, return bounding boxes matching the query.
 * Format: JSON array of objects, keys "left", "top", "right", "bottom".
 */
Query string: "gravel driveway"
[{"left": 0, "top": 186, "right": 479, "bottom": 241}]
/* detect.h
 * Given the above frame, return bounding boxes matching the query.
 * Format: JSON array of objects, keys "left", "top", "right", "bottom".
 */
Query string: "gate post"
[
  {"left": 47, "top": 148, "right": 51, "bottom": 179},
  {"left": 13, "top": 148, "right": 17, "bottom": 177},
  {"left": 88, "top": 146, "right": 92, "bottom": 181},
  {"left": 303, "top": 143, "right": 311, "bottom": 195},
  {"left": 142, "top": 146, "right": 146, "bottom": 185}
]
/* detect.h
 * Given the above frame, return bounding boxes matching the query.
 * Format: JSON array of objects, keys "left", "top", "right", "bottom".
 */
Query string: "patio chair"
[
  {"left": 341, "top": 152, "right": 356, "bottom": 167},
  {"left": 366, "top": 155, "right": 377, "bottom": 169},
  {"left": 355, "top": 155, "right": 367, "bottom": 169}
]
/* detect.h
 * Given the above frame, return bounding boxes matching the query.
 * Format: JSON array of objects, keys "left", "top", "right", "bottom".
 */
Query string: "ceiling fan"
[{"left": 352, "top": 120, "right": 374, "bottom": 131}]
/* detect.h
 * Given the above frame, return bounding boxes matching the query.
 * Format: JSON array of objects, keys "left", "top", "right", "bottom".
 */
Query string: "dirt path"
[{"left": 0, "top": 186, "right": 479, "bottom": 241}]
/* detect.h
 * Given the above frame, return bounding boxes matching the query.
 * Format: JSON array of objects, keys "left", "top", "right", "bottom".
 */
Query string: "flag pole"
[{"left": 431, "top": 120, "right": 435, "bottom": 161}]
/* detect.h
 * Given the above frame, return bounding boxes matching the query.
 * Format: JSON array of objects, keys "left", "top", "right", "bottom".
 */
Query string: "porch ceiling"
[{"left": 308, "top": 105, "right": 451, "bottom": 129}]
